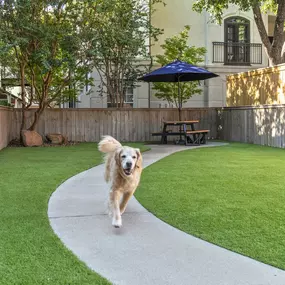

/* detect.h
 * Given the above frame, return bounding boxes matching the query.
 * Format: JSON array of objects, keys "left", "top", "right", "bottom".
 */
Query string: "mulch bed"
[{"left": 8, "top": 139, "right": 79, "bottom": 148}]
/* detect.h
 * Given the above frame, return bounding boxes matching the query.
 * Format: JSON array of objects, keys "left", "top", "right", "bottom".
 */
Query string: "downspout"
[
  {"left": 148, "top": 0, "right": 152, "bottom": 108},
  {"left": 148, "top": 63, "right": 152, "bottom": 108},
  {"left": 204, "top": 10, "right": 209, "bottom": 107},
  {"left": 204, "top": 10, "right": 209, "bottom": 67}
]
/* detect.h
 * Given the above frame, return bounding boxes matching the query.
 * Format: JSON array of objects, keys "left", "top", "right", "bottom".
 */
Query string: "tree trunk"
[
  {"left": 269, "top": 50, "right": 283, "bottom": 66},
  {"left": 252, "top": 3, "right": 285, "bottom": 66},
  {"left": 178, "top": 80, "right": 182, "bottom": 121},
  {"left": 270, "top": 0, "right": 285, "bottom": 65},
  {"left": 28, "top": 109, "right": 42, "bottom": 131},
  {"left": 28, "top": 95, "right": 45, "bottom": 131},
  {"left": 19, "top": 63, "right": 27, "bottom": 144},
  {"left": 178, "top": 107, "right": 181, "bottom": 121},
  {"left": 20, "top": 105, "right": 26, "bottom": 131},
  {"left": 116, "top": 85, "right": 119, "bottom": 108},
  {"left": 120, "top": 90, "right": 124, "bottom": 108},
  {"left": 20, "top": 107, "right": 27, "bottom": 144}
]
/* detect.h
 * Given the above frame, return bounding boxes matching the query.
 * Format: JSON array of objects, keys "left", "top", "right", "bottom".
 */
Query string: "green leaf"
[{"left": 153, "top": 26, "right": 206, "bottom": 108}]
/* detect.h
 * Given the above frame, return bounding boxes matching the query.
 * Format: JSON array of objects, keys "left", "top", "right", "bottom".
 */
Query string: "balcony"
[{"left": 213, "top": 42, "right": 263, "bottom": 65}]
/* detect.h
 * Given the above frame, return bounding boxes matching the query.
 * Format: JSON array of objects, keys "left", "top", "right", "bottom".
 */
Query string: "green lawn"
[
  {"left": 0, "top": 142, "right": 149, "bottom": 285},
  {"left": 135, "top": 143, "right": 285, "bottom": 270}
]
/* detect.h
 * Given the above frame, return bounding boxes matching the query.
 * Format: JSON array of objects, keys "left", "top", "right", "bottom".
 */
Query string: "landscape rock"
[
  {"left": 21, "top": 130, "right": 43, "bottom": 147},
  {"left": 46, "top": 133, "right": 66, "bottom": 145}
]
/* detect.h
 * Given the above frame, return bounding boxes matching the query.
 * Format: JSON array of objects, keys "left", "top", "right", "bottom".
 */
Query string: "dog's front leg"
[
  {"left": 104, "top": 156, "right": 111, "bottom": 182},
  {"left": 110, "top": 190, "right": 122, "bottom": 228},
  {"left": 120, "top": 191, "right": 133, "bottom": 215}
]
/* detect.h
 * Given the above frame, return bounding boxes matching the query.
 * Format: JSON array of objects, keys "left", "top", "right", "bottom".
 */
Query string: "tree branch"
[
  {"left": 272, "top": 0, "right": 285, "bottom": 61},
  {"left": 27, "top": 64, "right": 42, "bottom": 100},
  {"left": 47, "top": 75, "right": 71, "bottom": 104},
  {"left": 252, "top": 4, "right": 272, "bottom": 55}
]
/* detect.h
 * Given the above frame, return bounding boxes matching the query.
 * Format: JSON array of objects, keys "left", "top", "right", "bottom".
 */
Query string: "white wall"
[
  {"left": 78, "top": 1, "right": 270, "bottom": 108},
  {"left": 150, "top": 0, "right": 269, "bottom": 108},
  {"left": 77, "top": 70, "right": 105, "bottom": 108}
]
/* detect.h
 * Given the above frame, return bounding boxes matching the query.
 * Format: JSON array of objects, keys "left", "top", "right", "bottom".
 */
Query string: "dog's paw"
[{"left": 112, "top": 217, "right": 122, "bottom": 228}]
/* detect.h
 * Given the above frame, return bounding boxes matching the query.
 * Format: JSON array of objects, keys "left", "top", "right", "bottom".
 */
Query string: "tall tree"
[
  {"left": 153, "top": 26, "right": 206, "bottom": 119},
  {"left": 81, "top": 0, "right": 163, "bottom": 108},
  {"left": 0, "top": 0, "right": 91, "bottom": 135},
  {"left": 193, "top": 0, "right": 285, "bottom": 66}
]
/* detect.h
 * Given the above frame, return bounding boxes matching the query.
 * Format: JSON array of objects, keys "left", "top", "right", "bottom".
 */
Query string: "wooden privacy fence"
[
  {"left": 227, "top": 64, "right": 285, "bottom": 106},
  {"left": 0, "top": 106, "right": 13, "bottom": 150},
  {"left": 220, "top": 105, "right": 285, "bottom": 148},
  {"left": 2, "top": 106, "right": 285, "bottom": 149},
  {"left": 6, "top": 108, "right": 218, "bottom": 144}
]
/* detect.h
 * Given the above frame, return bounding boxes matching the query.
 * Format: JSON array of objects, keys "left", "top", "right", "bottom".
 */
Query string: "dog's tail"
[{"left": 98, "top": 135, "right": 122, "bottom": 153}]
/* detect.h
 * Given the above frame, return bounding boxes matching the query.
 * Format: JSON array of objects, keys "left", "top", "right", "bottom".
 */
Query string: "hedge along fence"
[
  {"left": 6, "top": 108, "right": 219, "bottom": 144},
  {"left": 227, "top": 64, "right": 285, "bottom": 107},
  {"left": 0, "top": 106, "right": 13, "bottom": 150},
  {"left": 220, "top": 105, "right": 285, "bottom": 148}
]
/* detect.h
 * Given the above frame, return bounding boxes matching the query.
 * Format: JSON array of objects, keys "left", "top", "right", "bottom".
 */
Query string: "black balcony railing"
[{"left": 213, "top": 42, "right": 263, "bottom": 65}]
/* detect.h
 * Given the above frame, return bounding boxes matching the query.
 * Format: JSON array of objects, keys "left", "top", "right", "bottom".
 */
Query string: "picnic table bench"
[{"left": 152, "top": 120, "right": 209, "bottom": 145}]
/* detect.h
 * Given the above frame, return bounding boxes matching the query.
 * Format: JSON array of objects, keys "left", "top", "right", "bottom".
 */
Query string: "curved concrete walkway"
[{"left": 48, "top": 143, "right": 285, "bottom": 285}]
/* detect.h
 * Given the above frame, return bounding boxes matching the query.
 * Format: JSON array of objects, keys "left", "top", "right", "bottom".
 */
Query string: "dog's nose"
[{"left": 126, "top": 162, "right": 132, "bottom": 168}]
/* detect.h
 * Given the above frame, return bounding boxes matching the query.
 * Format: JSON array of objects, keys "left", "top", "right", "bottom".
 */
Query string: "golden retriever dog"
[{"left": 98, "top": 136, "right": 143, "bottom": 228}]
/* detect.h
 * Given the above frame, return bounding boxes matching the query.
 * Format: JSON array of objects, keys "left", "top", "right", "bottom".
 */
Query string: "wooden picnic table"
[
  {"left": 161, "top": 121, "right": 200, "bottom": 134},
  {"left": 163, "top": 120, "right": 199, "bottom": 125},
  {"left": 152, "top": 120, "right": 209, "bottom": 146}
]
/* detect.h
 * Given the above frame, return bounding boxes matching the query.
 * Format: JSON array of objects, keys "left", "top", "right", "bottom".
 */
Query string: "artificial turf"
[
  {"left": 0, "top": 142, "right": 149, "bottom": 285},
  {"left": 135, "top": 143, "right": 285, "bottom": 270}
]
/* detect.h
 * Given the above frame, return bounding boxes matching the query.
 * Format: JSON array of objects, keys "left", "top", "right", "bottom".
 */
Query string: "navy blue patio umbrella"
[{"left": 138, "top": 60, "right": 219, "bottom": 120}]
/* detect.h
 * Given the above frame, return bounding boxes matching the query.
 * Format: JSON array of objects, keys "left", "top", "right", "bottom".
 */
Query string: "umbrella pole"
[
  {"left": 178, "top": 80, "right": 181, "bottom": 121},
  {"left": 178, "top": 79, "right": 183, "bottom": 142}
]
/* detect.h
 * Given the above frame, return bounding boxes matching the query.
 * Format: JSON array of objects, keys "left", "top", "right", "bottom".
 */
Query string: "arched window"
[{"left": 224, "top": 17, "right": 250, "bottom": 65}]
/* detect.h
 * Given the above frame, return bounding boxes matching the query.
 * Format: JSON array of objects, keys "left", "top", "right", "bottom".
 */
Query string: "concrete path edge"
[{"left": 48, "top": 143, "right": 285, "bottom": 285}]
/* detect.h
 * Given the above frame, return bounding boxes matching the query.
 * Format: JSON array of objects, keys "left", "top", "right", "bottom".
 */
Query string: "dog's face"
[{"left": 116, "top": 146, "right": 141, "bottom": 176}]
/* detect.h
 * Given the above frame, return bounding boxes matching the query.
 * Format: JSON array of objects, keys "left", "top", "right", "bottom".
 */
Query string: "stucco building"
[{"left": 71, "top": 1, "right": 275, "bottom": 108}]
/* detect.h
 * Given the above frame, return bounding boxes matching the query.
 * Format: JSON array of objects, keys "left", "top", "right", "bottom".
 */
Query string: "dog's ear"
[
  {"left": 115, "top": 149, "right": 122, "bottom": 167},
  {"left": 135, "top": 148, "right": 142, "bottom": 168},
  {"left": 135, "top": 148, "right": 141, "bottom": 158}
]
